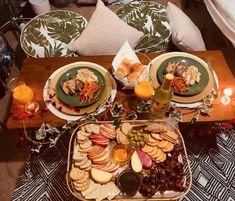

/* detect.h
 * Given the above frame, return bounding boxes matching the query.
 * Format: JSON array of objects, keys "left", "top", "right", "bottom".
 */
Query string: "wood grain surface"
[{"left": 6, "top": 51, "right": 235, "bottom": 129}]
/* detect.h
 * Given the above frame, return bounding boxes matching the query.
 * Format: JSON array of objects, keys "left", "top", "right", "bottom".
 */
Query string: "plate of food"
[
  {"left": 43, "top": 62, "right": 117, "bottom": 121},
  {"left": 157, "top": 56, "right": 209, "bottom": 96},
  {"left": 56, "top": 67, "right": 105, "bottom": 107},
  {"left": 149, "top": 52, "right": 214, "bottom": 103},
  {"left": 66, "top": 120, "right": 192, "bottom": 201}
]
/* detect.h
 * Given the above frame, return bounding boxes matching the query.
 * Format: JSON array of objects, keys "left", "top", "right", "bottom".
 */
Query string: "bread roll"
[
  {"left": 116, "top": 58, "right": 134, "bottom": 78},
  {"left": 127, "top": 63, "right": 145, "bottom": 83}
]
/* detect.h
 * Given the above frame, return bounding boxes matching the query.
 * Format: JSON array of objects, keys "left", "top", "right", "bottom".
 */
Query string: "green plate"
[
  {"left": 20, "top": 10, "right": 87, "bottom": 57},
  {"left": 116, "top": 1, "right": 170, "bottom": 53},
  {"left": 56, "top": 67, "right": 105, "bottom": 107},
  {"left": 157, "top": 56, "right": 209, "bottom": 96}
]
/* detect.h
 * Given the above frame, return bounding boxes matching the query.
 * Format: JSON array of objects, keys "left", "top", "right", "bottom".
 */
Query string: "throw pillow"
[
  {"left": 70, "top": 0, "right": 143, "bottom": 56},
  {"left": 167, "top": 2, "right": 206, "bottom": 51}
]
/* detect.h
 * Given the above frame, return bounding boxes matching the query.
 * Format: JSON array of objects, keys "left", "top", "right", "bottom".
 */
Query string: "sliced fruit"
[
  {"left": 92, "top": 152, "right": 110, "bottom": 163},
  {"left": 136, "top": 150, "right": 152, "bottom": 169},
  {"left": 91, "top": 168, "right": 113, "bottom": 184},
  {"left": 131, "top": 151, "right": 142, "bottom": 173}
]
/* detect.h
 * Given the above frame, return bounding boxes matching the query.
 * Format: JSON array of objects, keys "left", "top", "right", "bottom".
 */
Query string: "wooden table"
[{"left": 6, "top": 50, "right": 235, "bottom": 129}]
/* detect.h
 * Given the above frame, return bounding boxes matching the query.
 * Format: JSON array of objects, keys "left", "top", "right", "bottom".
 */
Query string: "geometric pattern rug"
[{"left": 12, "top": 122, "right": 235, "bottom": 201}]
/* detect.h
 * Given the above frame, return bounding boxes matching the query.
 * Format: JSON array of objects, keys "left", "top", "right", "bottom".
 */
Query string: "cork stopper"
[{"left": 162, "top": 73, "right": 174, "bottom": 90}]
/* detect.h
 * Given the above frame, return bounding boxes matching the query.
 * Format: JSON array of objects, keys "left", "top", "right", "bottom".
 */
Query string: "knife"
[{"left": 207, "top": 61, "right": 219, "bottom": 94}]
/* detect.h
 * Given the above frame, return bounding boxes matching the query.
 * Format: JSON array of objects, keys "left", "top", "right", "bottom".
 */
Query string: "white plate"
[
  {"left": 149, "top": 52, "right": 219, "bottom": 107},
  {"left": 43, "top": 62, "right": 117, "bottom": 121}
]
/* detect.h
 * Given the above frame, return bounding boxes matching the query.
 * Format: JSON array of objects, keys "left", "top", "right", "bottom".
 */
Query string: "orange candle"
[
  {"left": 13, "top": 84, "right": 34, "bottom": 105},
  {"left": 134, "top": 81, "right": 154, "bottom": 100}
]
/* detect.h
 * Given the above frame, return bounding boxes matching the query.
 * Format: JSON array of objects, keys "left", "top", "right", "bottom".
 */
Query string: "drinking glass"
[
  {"left": 7, "top": 78, "right": 39, "bottom": 112},
  {"left": 134, "top": 80, "right": 154, "bottom": 100}
]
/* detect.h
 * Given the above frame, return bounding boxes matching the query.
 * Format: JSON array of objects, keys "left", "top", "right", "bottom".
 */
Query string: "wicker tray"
[{"left": 66, "top": 120, "right": 192, "bottom": 200}]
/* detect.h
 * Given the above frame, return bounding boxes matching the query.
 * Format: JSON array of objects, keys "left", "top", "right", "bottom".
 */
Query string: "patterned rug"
[{"left": 12, "top": 122, "right": 235, "bottom": 201}]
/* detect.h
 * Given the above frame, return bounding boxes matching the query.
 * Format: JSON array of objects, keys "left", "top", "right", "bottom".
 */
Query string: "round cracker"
[
  {"left": 69, "top": 168, "right": 85, "bottom": 181},
  {"left": 121, "top": 123, "right": 132, "bottom": 135}
]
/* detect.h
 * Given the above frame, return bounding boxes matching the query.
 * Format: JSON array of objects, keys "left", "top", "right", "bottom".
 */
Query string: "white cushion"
[
  {"left": 204, "top": 0, "right": 235, "bottom": 47},
  {"left": 167, "top": 2, "right": 206, "bottom": 51},
  {"left": 214, "top": 0, "right": 235, "bottom": 30},
  {"left": 70, "top": 0, "right": 143, "bottom": 56}
]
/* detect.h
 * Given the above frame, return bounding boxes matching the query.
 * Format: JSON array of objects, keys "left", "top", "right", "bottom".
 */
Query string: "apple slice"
[
  {"left": 131, "top": 151, "right": 142, "bottom": 173},
  {"left": 136, "top": 150, "right": 153, "bottom": 169},
  {"left": 92, "top": 152, "right": 110, "bottom": 163},
  {"left": 88, "top": 145, "right": 105, "bottom": 156},
  {"left": 89, "top": 134, "right": 107, "bottom": 140},
  {"left": 88, "top": 149, "right": 106, "bottom": 160}
]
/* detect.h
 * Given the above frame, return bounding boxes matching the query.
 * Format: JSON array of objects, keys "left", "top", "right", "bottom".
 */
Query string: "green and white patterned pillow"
[
  {"left": 20, "top": 11, "right": 87, "bottom": 58},
  {"left": 116, "top": 1, "right": 171, "bottom": 53}
]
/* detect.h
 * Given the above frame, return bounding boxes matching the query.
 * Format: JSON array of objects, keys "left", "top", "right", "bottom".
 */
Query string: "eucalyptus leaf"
[
  {"left": 36, "top": 123, "right": 46, "bottom": 140},
  {"left": 31, "top": 144, "right": 42, "bottom": 153},
  {"left": 110, "top": 102, "right": 124, "bottom": 117}
]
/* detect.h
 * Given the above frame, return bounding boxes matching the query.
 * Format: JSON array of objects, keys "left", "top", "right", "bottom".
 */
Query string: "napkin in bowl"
[{"left": 112, "top": 40, "right": 150, "bottom": 89}]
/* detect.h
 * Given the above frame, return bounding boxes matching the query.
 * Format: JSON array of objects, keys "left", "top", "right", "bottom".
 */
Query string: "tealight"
[
  {"left": 223, "top": 88, "right": 233, "bottom": 96},
  {"left": 221, "top": 95, "right": 231, "bottom": 105}
]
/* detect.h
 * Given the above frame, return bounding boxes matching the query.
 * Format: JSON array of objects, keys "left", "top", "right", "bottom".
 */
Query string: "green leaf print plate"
[
  {"left": 56, "top": 67, "right": 106, "bottom": 107},
  {"left": 116, "top": 1, "right": 171, "bottom": 53},
  {"left": 20, "top": 11, "right": 87, "bottom": 57},
  {"left": 157, "top": 56, "right": 209, "bottom": 96}
]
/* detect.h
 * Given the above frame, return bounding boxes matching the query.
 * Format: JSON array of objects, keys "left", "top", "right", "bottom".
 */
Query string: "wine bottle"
[{"left": 149, "top": 73, "right": 174, "bottom": 119}]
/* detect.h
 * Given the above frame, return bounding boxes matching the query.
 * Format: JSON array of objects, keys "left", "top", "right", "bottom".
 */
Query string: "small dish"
[
  {"left": 116, "top": 170, "right": 142, "bottom": 197},
  {"left": 112, "top": 144, "right": 132, "bottom": 164}
]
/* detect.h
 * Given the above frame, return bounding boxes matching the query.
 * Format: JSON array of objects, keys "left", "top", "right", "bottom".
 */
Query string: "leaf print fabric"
[
  {"left": 20, "top": 11, "right": 87, "bottom": 58},
  {"left": 116, "top": 1, "right": 171, "bottom": 53}
]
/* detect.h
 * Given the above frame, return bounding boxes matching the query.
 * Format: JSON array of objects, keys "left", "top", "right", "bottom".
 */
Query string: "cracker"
[
  {"left": 151, "top": 133, "right": 163, "bottom": 140},
  {"left": 155, "top": 152, "right": 166, "bottom": 163},
  {"left": 153, "top": 148, "right": 163, "bottom": 158},
  {"left": 148, "top": 136, "right": 158, "bottom": 143},
  {"left": 78, "top": 145, "right": 91, "bottom": 153},
  {"left": 157, "top": 140, "right": 168, "bottom": 148},
  {"left": 73, "top": 151, "right": 87, "bottom": 162},
  {"left": 142, "top": 145, "right": 154, "bottom": 153},
  {"left": 116, "top": 128, "right": 129, "bottom": 145},
  {"left": 80, "top": 140, "right": 92, "bottom": 150},
  {"left": 147, "top": 147, "right": 159, "bottom": 156},
  {"left": 74, "top": 171, "right": 89, "bottom": 184},
  {"left": 80, "top": 160, "right": 92, "bottom": 169},
  {"left": 77, "top": 131, "right": 88, "bottom": 141},
  {"left": 74, "top": 179, "right": 90, "bottom": 191},
  {"left": 89, "top": 124, "right": 100, "bottom": 134},
  {"left": 69, "top": 168, "right": 85, "bottom": 181},
  {"left": 147, "top": 140, "right": 161, "bottom": 147},
  {"left": 144, "top": 124, "right": 168, "bottom": 133},
  {"left": 155, "top": 153, "right": 166, "bottom": 163},
  {"left": 75, "top": 157, "right": 88, "bottom": 167},
  {"left": 162, "top": 142, "right": 174, "bottom": 152},
  {"left": 121, "top": 123, "right": 132, "bottom": 135}
]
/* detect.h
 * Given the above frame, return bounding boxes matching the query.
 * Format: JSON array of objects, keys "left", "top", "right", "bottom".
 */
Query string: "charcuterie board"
[{"left": 66, "top": 120, "right": 192, "bottom": 200}]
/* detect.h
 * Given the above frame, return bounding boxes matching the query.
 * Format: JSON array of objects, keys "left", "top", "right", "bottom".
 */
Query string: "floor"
[{"left": 0, "top": 1, "right": 234, "bottom": 201}]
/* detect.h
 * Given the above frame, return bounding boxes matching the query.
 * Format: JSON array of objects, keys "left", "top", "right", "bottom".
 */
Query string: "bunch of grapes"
[{"left": 139, "top": 144, "right": 185, "bottom": 197}]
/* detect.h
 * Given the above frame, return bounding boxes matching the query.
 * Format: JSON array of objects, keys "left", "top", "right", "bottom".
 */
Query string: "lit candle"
[
  {"left": 223, "top": 88, "right": 233, "bottom": 96},
  {"left": 134, "top": 81, "right": 154, "bottom": 100},
  {"left": 221, "top": 95, "right": 231, "bottom": 105}
]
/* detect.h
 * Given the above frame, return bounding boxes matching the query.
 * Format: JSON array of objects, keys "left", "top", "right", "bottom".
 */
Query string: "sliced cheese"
[
  {"left": 95, "top": 183, "right": 112, "bottom": 201},
  {"left": 107, "top": 182, "right": 120, "bottom": 200},
  {"left": 131, "top": 151, "right": 142, "bottom": 173},
  {"left": 85, "top": 184, "right": 101, "bottom": 199},
  {"left": 91, "top": 168, "right": 113, "bottom": 184}
]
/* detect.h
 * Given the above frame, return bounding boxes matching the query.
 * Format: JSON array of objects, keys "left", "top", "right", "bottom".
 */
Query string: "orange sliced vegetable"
[
  {"left": 78, "top": 82, "right": 101, "bottom": 103},
  {"left": 172, "top": 76, "right": 188, "bottom": 92}
]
